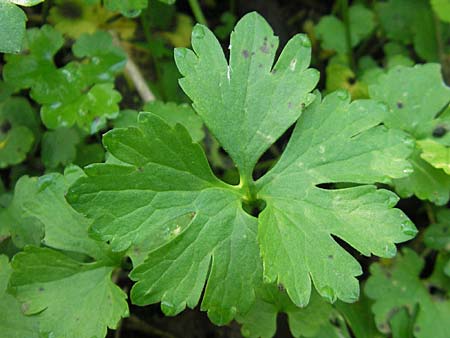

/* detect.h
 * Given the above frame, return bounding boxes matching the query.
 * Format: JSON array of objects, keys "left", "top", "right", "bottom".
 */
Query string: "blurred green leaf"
[
  {"left": 366, "top": 248, "right": 450, "bottom": 338},
  {"left": 0, "top": 98, "right": 39, "bottom": 168}
]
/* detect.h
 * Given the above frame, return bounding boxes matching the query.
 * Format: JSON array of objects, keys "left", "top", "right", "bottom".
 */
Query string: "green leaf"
[
  {"left": 143, "top": 101, "right": 204, "bottom": 142},
  {"left": 389, "top": 308, "right": 414, "bottom": 338},
  {"left": 3, "top": 26, "right": 125, "bottom": 132},
  {"left": 316, "top": 4, "right": 375, "bottom": 55},
  {"left": 376, "top": 0, "right": 440, "bottom": 61},
  {"left": 417, "top": 139, "right": 450, "bottom": 174},
  {"left": 256, "top": 91, "right": 415, "bottom": 307},
  {"left": 8, "top": 0, "right": 45, "bottom": 6},
  {"left": 68, "top": 113, "right": 262, "bottom": 324},
  {"left": 72, "top": 31, "right": 127, "bottom": 83},
  {"left": 335, "top": 294, "right": 383, "bottom": 338},
  {"left": 104, "top": 0, "right": 148, "bottom": 17},
  {"left": 3, "top": 25, "right": 64, "bottom": 90},
  {"left": 431, "top": 0, "right": 450, "bottom": 22},
  {"left": 0, "top": 255, "right": 40, "bottom": 338},
  {"left": 175, "top": 12, "right": 319, "bottom": 179},
  {"left": 0, "top": 97, "right": 39, "bottom": 168},
  {"left": 40, "top": 83, "right": 122, "bottom": 133},
  {"left": 10, "top": 247, "right": 128, "bottom": 338},
  {"left": 68, "top": 13, "right": 416, "bottom": 323},
  {"left": 237, "top": 286, "right": 332, "bottom": 338},
  {"left": 365, "top": 248, "right": 450, "bottom": 338},
  {"left": 41, "top": 127, "right": 80, "bottom": 169},
  {"left": 0, "top": 176, "right": 44, "bottom": 248},
  {"left": 370, "top": 64, "right": 450, "bottom": 204},
  {"left": 0, "top": 2, "right": 26, "bottom": 53},
  {"left": 9, "top": 168, "right": 129, "bottom": 338},
  {"left": 424, "top": 209, "right": 450, "bottom": 251}
]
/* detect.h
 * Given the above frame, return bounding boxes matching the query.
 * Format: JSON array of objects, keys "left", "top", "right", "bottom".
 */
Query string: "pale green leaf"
[
  {"left": 0, "top": 3, "right": 26, "bottom": 53},
  {"left": 417, "top": 139, "right": 450, "bottom": 174}
]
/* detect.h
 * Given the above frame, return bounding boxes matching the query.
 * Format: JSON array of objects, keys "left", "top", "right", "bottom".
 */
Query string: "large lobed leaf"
[{"left": 68, "top": 12, "right": 416, "bottom": 324}]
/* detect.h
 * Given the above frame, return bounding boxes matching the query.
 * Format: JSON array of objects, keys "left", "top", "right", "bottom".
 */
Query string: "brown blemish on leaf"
[
  {"left": 397, "top": 101, "right": 404, "bottom": 109},
  {"left": 242, "top": 50, "right": 249, "bottom": 58}
]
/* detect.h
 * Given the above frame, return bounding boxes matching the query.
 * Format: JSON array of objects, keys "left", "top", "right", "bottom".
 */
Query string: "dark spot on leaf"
[
  {"left": 271, "top": 69, "right": 277, "bottom": 74},
  {"left": 0, "top": 121, "right": 11, "bottom": 133},
  {"left": 442, "top": 226, "right": 448, "bottom": 233},
  {"left": 58, "top": 1, "right": 83, "bottom": 20},
  {"left": 378, "top": 323, "right": 386, "bottom": 330},
  {"left": 433, "top": 125, "right": 447, "bottom": 138},
  {"left": 137, "top": 167, "right": 143, "bottom": 172},
  {"left": 263, "top": 36, "right": 268, "bottom": 41},
  {"left": 301, "top": 103, "right": 306, "bottom": 109},
  {"left": 396, "top": 101, "right": 404, "bottom": 109},
  {"left": 277, "top": 283, "right": 285, "bottom": 291},
  {"left": 260, "top": 45, "right": 270, "bottom": 54},
  {"left": 385, "top": 271, "right": 392, "bottom": 278},
  {"left": 251, "top": 51, "right": 255, "bottom": 56},
  {"left": 190, "top": 212, "right": 196, "bottom": 219},
  {"left": 270, "top": 44, "right": 274, "bottom": 48},
  {"left": 258, "top": 63, "right": 263, "bottom": 68},
  {"left": 414, "top": 326, "right": 421, "bottom": 333},
  {"left": 288, "top": 102, "right": 293, "bottom": 109},
  {"left": 328, "top": 255, "right": 333, "bottom": 259},
  {"left": 242, "top": 49, "right": 249, "bottom": 58},
  {"left": 39, "top": 287, "right": 44, "bottom": 292}
]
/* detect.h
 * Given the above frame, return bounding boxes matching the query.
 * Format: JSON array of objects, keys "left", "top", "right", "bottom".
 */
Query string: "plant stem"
[
  {"left": 433, "top": 12, "right": 450, "bottom": 83},
  {"left": 340, "top": 0, "right": 356, "bottom": 71},
  {"left": 240, "top": 172, "right": 257, "bottom": 203},
  {"left": 41, "top": 0, "right": 51, "bottom": 23},
  {"left": 425, "top": 202, "right": 436, "bottom": 224},
  {"left": 188, "top": 0, "right": 208, "bottom": 26},
  {"left": 110, "top": 31, "right": 155, "bottom": 103}
]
